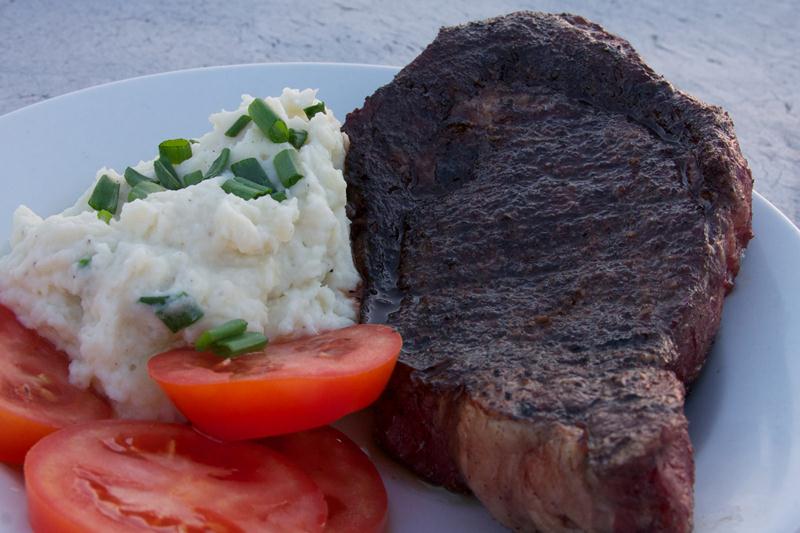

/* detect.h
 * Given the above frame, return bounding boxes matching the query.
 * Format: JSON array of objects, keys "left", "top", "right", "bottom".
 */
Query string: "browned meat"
[{"left": 343, "top": 12, "right": 753, "bottom": 533}]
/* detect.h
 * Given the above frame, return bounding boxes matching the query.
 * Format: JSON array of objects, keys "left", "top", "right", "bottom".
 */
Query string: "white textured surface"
[{"left": 1, "top": 0, "right": 798, "bottom": 222}]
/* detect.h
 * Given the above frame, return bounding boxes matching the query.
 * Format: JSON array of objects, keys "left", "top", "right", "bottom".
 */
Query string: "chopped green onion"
[
  {"left": 225, "top": 115, "right": 252, "bottom": 137},
  {"left": 303, "top": 101, "right": 325, "bottom": 119},
  {"left": 124, "top": 167, "right": 155, "bottom": 187},
  {"left": 96, "top": 210, "right": 113, "bottom": 223},
  {"left": 288, "top": 129, "right": 308, "bottom": 149},
  {"left": 77, "top": 257, "right": 92, "bottom": 268},
  {"left": 230, "top": 157, "right": 270, "bottom": 186},
  {"left": 139, "top": 292, "right": 204, "bottom": 333},
  {"left": 158, "top": 139, "right": 193, "bottom": 165},
  {"left": 248, "top": 99, "right": 290, "bottom": 143},
  {"left": 88, "top": 175, "right": 120, "bottom": 214},
  {"left": 154, "top": 158, "right": 182, "bottom": 190},
  {"left": 270, "top": 190, "right": 288, "bottom": 202},
  {"left": 205, "top": 148, "right": 230, "bottom": 179},
  {"left": 233, "top": 176, "right": 272, "bottom": 194},
  {"left": 189, "top": 139, "right": 199, "bottom": 144},
  {"left": 210, "top": 332, "right": 268, "bottom": 358},
  {"left": 157, "top": 301, "right": 204, "bottom": 333},
  {"left": 139, "top": 294, "right": 172, "bottom": 305},
  {"left": 273, "top": 149, "right": 303, "bottom": 188},
  {"left": 182, "top": 170, "right": 204, "bottom": 187},
  {"left": 128, "top": 181, "right": 166, "bottom": 201},
  {"left": 221, "top": 179, "right": 267, "bottom": 200},
  {"left": 269, "top": 120, "right": 290, "bottom": 143},
  {"left": 195, "top": 319, "right": 248, "bottom": 351}
]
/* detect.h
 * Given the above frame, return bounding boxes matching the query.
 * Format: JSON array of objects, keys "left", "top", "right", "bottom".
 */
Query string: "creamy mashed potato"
[{"left": 0, "top": 89, "right": 361, "bottom": 420}]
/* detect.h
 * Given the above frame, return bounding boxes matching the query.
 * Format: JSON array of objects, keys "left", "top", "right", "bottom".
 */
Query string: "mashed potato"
[{"left": 0, "top": 89, "right": 361, "bottom": 420}]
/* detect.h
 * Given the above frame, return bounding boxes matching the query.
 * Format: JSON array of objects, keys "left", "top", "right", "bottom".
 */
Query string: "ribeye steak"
[{"left": 343, "top": 12, "right": 753, "bottom": 532}]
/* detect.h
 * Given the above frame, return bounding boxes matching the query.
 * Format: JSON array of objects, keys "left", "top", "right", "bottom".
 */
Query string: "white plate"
[{"left": 0, "top": 64, "right": 798, "bottom": 533}]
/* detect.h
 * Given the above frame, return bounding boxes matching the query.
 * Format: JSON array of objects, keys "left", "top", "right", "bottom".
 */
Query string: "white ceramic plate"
[{"left": 0, "top": 64, "right": 798, "bottom": 533}]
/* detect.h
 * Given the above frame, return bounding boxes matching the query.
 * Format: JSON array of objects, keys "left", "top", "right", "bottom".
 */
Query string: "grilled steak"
[{"left": 343, "top": 12, "right": 753, "bottom": 532}]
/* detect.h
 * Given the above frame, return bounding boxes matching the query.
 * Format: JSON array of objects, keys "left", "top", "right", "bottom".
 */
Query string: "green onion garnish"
[
  {"left": 288, "top": 129, "right": 308, "bottom": 149},
  {"left": 230, "top": 158, "right": 270, "bottom": 186},
  {"left": 205, "top": 148, "right": 230, "bottom": 179},
  {"left": 303, "top": 102, "right": 325, "bottom": 119},
  {"left": 221, "top": 179, "right": 268, "bottom": 200},
  {"left": 157, "top": 300, "right": 204, "bottom": 333},
  {"left": 139, "top": 294, "right": 171, "bottom": 305},
  {"left": 210, "top": 332, "right": 268, "bottom": 358},
  {"left": 77, "top": 257, "right": 92, "bottom": 268},
  {"left": 274, "top": 149, "right": 303, "bottom": 188},
  {"left": 270, "top": 120, "right": 290, "bottom": 143},
  {"left": 158, "top": 139, "right": 193, "bottom": 165},
  {"left": 270, "top": 190, "right": 288, "bottom": 202},
  {"left": 182, "top": 170, "right": 204, "bottom": 187},
  {"left": 248, "top": 99, "right": 290, "bottom": 143},
  {"left": 139, "top": 292, "right": 204, "bottom": 333},
  {"left": 154, "top": 158, "right": 182, "bottom": 190},
  {"left": 96, "top": 210, "right": 113, "bottom": 223},
  {"left": 88, "top": 175, "right": 120, "bottom": 214},
  {"left": 233, "top": 176, "right": 272, "bottom": 194},
  {"left": 124, "top": 167, "right": 155, "bottom": 187},
  {"left": 195, "top": 319, "right": 248, "bottom": 351},
  {"left": 128, "top": 181, "right": 166, "bottom": 202},
  {"left": 225, "top": 115, "right": 252, "bottom": 137}
]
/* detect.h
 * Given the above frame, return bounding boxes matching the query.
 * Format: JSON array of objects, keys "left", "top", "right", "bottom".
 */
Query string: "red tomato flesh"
[
  {"left": 24, "top": 420, "right": 328, "bottom": 533},
  {"left": 148, "top": 324, "right": 401, "bottom": 440},
  {"left": 265, "top": 426, "right": 389, "bottom": 533},
  {"left": 0, "top": 305, "right": 111, "bottom": 463}
]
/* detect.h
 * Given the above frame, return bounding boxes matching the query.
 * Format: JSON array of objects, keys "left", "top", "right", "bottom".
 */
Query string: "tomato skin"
[
  {"left": 266, "top": 426, "right": 388, "bottom": 533},
  {"left": 0, "top": 409, "right": 55, "bottom": 465},
  {"left": 148, "top": 324, "right": 401, "bottom": 441},
  {"left": 27, "top": 478, "right": 79, "bottom": 533},
  {"left": 24, "top": 420, "right": 328, "bottom": 533},
  {"left": 0, "top": 305, "right": 111, "bottom": 464}
]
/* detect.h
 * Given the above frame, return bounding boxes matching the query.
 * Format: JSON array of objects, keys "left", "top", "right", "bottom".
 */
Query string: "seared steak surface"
[{"left": 344, "top": 12, "right": 752, "bottom": 532}]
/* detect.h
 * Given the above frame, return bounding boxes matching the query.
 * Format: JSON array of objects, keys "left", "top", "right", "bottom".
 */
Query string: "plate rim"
[{"left": 0, "top": 61, "right": 402, "bottom": 121}]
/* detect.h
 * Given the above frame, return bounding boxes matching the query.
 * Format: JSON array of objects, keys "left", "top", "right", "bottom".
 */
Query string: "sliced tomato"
[
  {"left": 265, "top": 426, "right": 388, "bottom": 533},
  {"left": 148, "top": 324, "right": 401, "bottom": 440},
  {"left": 24, "top": 420, "right": 328, "bottom": 533},
  {"left": 0, "top": 304, "right": 111, "bottom": 464}
]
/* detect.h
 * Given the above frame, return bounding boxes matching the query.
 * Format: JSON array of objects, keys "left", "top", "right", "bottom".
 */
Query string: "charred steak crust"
[{"left": 344, "top": 12, "right": 752, "bottom": 533}]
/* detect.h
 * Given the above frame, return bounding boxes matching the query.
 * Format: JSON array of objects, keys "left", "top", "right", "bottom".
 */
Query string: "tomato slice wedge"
[
  {"left": 0, "top": 304, "right": 111, "bottom": 463},
  {"left": 24, "top": 420, "right": 328, "bottom": 533},
  {"left": 148, "top": 324, "right": 401, "bottom": 440},
  {"left": 265, "top": 426, "right": 388, "bottom": 533}
]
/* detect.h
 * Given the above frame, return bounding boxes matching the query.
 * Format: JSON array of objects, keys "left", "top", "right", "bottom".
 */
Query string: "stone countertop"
[{"left": 1, "top": 0, "right": 798, "bottom": 222}]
